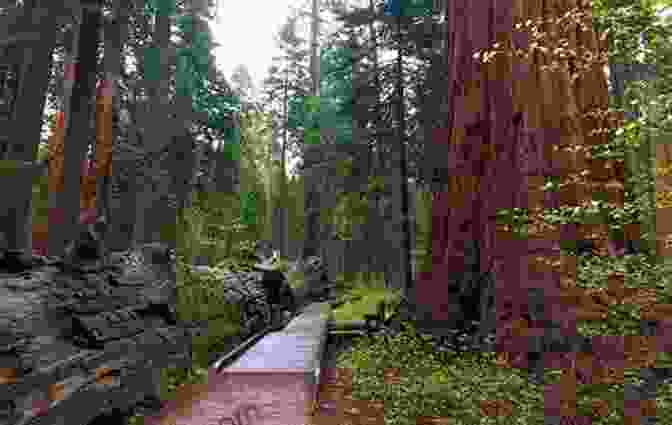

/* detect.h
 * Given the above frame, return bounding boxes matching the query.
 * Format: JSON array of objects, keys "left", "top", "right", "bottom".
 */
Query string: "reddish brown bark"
[{"left": 416, "top": 0, "right": 611, "bottom": 328}]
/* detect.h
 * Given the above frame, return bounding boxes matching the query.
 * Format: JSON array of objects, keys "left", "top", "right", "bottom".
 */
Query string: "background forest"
[{"left": 4, "top": 0, "right": 672, "bottom": 423}]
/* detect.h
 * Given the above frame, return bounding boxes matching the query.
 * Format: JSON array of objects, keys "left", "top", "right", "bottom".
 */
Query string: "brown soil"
[{"left": 310, "top": 332, "right": 385, "bottom": 425}]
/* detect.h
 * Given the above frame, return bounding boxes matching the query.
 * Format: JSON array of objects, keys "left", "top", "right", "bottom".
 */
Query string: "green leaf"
[
  {"left": 153, "top": 0, "right": 177, "bottom": 16},
  {"left": 304, "top": 128, "right": 321, "bottom": 145},
  {"left": 222, "top": 141, "right": 239, "bottom": 161},
  {"left": 143, "top": 47, "right": 161, "bottom": 82},
  {"left": 303, "top": 95, "right": 321, "bottom": 117}
]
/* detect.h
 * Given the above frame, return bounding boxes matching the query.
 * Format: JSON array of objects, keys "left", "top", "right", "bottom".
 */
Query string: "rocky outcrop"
[{"left": 0, "top": 242, "right": 189, "bottom": 425}]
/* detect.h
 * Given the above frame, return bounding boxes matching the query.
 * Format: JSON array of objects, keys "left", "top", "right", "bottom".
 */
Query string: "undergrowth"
[
  {"left": 128, "top": 192, "right": 258, "bottom": 424},
  {"left": 335, "top": 311, "right": 672, "bottom": 425},
  {"left": 332, "top": 247, "right": 672, "bottom": 425}
]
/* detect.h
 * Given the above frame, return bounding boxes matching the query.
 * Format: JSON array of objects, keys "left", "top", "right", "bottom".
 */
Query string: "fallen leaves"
[
  {"left": 478, "top": 399, "right": 514, "bottom": 417},
  {"left": 0, "top": 368, "right": 17, "bottom": 385},
  {"left": 590, "top": 399, "right": 610, "bottom": 418},
  {"left": 383, "top": 368, "right": 402, "bottom": 385},
  {"left": 311, "top": 368, "right": 384, "bottom": 425},
  {"left": 416, "top": 417, "right": 452, "bottom": 425}
]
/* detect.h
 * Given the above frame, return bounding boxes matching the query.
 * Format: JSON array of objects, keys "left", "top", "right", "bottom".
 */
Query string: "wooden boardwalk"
[{"left": 144, "top": 302, "right": 334, "bottom": 425}]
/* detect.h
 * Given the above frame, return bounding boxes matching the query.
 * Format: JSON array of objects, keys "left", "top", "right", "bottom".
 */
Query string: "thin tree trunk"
[
  {"left": 8, "top": 1, "right": 56, "bottom": 162},
  {"left": 273, "top": 67, "right": 289, "bottom": 257},
  {"left": 350, "top": 34, "right": 368, "bottom": 278},
  {"left": 366, "top": 0, "right": 383, "bottom": 277},
  {"left": 7, "top": 0, "right": 57, "bottom": 253},
  {"left": 214, "top": 140, "right": 237, "bottom": 194},
  {"left": 98, "top": 0, "right": 132, "bottom": 254},
  {"left": 310, "top": 0, "right": 320, "bottom": 97},
  {"left": 399, "top": 21, "right": 413, "bottom": 297},
  {"left": 303, "top": 0, "right": 321, "bottom": 261},
  {"left": 133, "top": 5, "right": 172, "bottom": 246},
  {"left": 390, "top": 12, "right": 412, "bottom": 296},
  {"left": 204, "top": 140, "right": 217, "bottom": 194}
]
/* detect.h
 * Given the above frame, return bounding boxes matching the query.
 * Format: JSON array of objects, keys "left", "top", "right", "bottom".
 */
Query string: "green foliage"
[
  {"left": 140, "top": 191, "right": 265, "bottom": 424},
  {"left": 177, "top": 191, "right": 256, "bottom": 265},
  {"left": 331, "top": 281, "right": 401, "bottom": 323},
  {"left": 221, "top": 139, "right": 240, "bottom": 161},
  {"left": 332, "top": 179, "right": 368, "bottom": 240},
  {"left": 288, "top": 95, "right": 321, "bottom": 136},
  {"left": 303, "top": 95, "right": 321, "bottom": 116},
  {"left": 239, "top": 190, "right": 258, "bottom": 227},
  {"left": 336, "top": 322, "right": 546, "bottom": 425},
  {"left": 140, "top": 0, "right": 241, "bottom": 145},
  {"left": 176, "top": 199, "right": 207, "bottom": 265},
  {"left": 318, "top": 46, "right": 354, "bottom": 145},
  {"left": 143, "top": 0, "right": 177, "bottom": 17},
  {"left": 366, "top": 175, "right": 386, "bottom": 195},
  {"left": 145, "top": 191, "right": 272, "bottom": 425},
  {"left": 592, "top": 1, "right": 670, "bottom": 62},
  {"left": 303, "top": 127, "right": 321, "bottom": 145},
  {"left": 286, "top": 45, "right": 355, "bottom": 145},
  {"left": 142, "top": 46, "right": 162, "bottom": 82},
  {"left": 31, "top": 165, "right": 49, "bottom": 227},
  {"left": 383, "top": 0, "right": 434, "bottom": 18}
]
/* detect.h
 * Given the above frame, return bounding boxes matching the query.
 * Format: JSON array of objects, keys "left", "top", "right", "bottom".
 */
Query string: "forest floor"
[
  {"left": 326, "top": 254, "right": 672, "bottom": 425},
  {"left": 133, "top": 251, "right": 672, "bottom": 425}
]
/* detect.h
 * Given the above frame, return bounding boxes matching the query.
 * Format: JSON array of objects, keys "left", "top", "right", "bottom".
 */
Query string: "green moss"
[{"left": 332, "top": 286, "right": 400, "bottom": 322}]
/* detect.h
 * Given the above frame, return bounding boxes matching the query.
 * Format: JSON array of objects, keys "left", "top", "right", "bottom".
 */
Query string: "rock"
[
  {"left": 625, "top": 239, "right": 651, "bottom": 256},
  {"left": 254, "top": 241, "right": 275, "bottom": 262},
  {"left": 0, "top": 242, "right": 189, "bottom": 425},
  {"left": 574, "top": 239, "right": 597, "bottom": 256},
  {"left": 288, "top": 261, "right": 301, "bottom": 274},
  {"left": 207, "top": 263, "right": 297, "bottom": 337},
  {"left": 190, "top": 265, "right": 214, "bottom": 275},
  {"left": 301, "top": 256, "right": 330, "bottom": 295}
]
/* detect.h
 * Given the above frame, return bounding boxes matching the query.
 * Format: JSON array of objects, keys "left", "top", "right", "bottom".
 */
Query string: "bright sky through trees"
[{"left": 211, "top": 0, "right": 305, "bottom": 96}]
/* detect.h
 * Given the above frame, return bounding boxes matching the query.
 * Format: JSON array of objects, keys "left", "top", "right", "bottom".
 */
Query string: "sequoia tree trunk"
[
  {"left": 417, "top": 0, "right": 612, "bottom": 334},
  {"left": 99, "top": 0, "right": 132, "bottom": 253}
]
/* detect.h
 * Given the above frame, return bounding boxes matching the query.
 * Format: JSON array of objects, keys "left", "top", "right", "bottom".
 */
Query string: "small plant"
[{"left": 147, "top": 192, "right": 264, "bottom": 425}]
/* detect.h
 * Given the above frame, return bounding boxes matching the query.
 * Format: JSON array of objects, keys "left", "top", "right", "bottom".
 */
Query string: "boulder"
[{"left": 0, "top": 241, "right": 189, "bottom": 425}]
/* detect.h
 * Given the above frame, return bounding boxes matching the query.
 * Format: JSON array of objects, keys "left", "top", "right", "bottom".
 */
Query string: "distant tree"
[
  {"left": 230, "top": 63, "right": 257, "bottom": 108},
  {"left": 262, "top": 12, "right": 311, "bottom": 258}
]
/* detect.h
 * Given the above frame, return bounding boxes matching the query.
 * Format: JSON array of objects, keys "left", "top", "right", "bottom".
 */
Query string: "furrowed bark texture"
[{"left": 417, "top": 0, "right": 614, "bottom": 331}]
